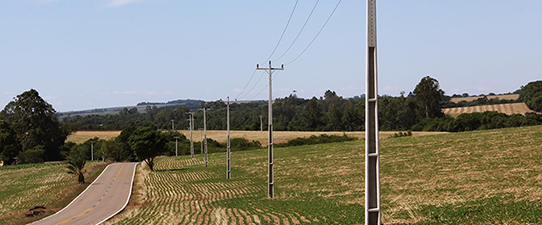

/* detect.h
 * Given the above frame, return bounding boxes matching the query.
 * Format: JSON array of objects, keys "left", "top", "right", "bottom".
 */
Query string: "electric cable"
[{"left": 285, "top": 0, "right": 342, "bottom": 65}]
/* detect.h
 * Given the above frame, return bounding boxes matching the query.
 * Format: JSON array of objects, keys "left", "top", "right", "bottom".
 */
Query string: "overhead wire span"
[
  {"left": 238, "top": 70, "right": 267, "bottom": 100},
  {"left": 274, "top": 0, "right": 320, "bottom": 62},
  {"left": 262, "top": 0, "right": 300, "bottom": 64},
  {"left": 247, "top": 70, "right": 282, "bottom": 100},
  {"left": 235, "top": 0, "right": 299, "bottom": 100},
  {"left": 285, "top": 0, "right": 342, "bottom": 65},
  {"left": 235, "top": 69, "right": 258, "bottom": 99}
]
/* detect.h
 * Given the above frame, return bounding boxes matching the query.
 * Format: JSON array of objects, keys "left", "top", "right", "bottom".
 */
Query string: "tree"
[
  {"left": 128, "top": 127, "right": 166, "bottom": 171},
  {"left": 0, "top": 89, "right": 68, "bottom": 161},
  {"left": 519, "top": 80, "right": 542, "bottom": 112},
  {"left": 102, "top": 139, "right": 131, "bottom": 162},
  {"left": 67, "top": 146, "right": 87, "bottom": 184},
  {"left": 0, "top": 120, "right": 20, "bottom": 165},
  {"left": 414, "top": 76, "right": 445, "bottom": 119}
]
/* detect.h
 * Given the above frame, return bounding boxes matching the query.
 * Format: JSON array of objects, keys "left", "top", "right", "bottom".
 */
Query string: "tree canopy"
[
  {"left": 414, "top": 76, "right": 445, "bottom": 119},
  {"left": 0, "top": 89, "right": 68, "bottom": 161},
  {"left": 128, "top": 126, "right": 166, "bottom": 171}
]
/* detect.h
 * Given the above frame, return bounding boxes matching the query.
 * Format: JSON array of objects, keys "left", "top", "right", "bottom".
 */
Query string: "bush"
[
  {"left": 392, "top": 131, "right": 412, "bottom": 138},
  {"left": 275, "top": 134, "right": 357, "bottom": 148},
  {"left": 19, "top": 148, "right": 46, "bottom": 164}
]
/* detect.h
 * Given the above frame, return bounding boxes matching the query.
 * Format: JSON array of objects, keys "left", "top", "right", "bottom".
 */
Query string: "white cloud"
[
  {"left": 106, "top": 0, "right": 145, "bottom": 7},
  {"left": 233, "top": 89, "right": 242, "bottom": 93}
]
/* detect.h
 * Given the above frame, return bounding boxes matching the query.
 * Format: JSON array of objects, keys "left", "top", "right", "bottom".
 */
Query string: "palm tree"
[{"left": 67, "top": 146, "right": 87, "bottom": 184}]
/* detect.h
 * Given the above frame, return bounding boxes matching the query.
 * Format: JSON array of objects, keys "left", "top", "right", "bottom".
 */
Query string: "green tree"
[
  {"left": 128, "top": 127, "right": 166, "bottom": 171},
  {"left": 67, "top": 146, "right": 87, "bottom": 184},
  {"left": 0, "top": 89, "right": 68, "bottom": 161},
  {"left": 414, "top": 76, "right": 445, "bottom": 119},
  {"left": 0, "top": 120, "right": 20, "bottom": 165},
  {"left": 519, "top": 80, "right": 542, "bottom": 112}
]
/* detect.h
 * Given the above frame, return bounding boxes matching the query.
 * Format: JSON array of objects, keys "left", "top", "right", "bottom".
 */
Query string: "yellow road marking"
[{"left": 54, "top": 164, "right": 125, "bottom": 225}]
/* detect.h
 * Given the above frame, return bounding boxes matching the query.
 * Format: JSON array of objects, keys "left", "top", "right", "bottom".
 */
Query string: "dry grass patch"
[
  {"left": 443, "top": 102, "right": 537, "bottom": 117},
  {"left": 450, "top": 94, "right": 519, "bottom": 103}
]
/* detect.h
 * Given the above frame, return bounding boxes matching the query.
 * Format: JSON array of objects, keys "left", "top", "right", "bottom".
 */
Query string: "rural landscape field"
[
  {"left": 2, "top": 1, "right": 542, "bottom": 225},
  {"left": 442, "top": 102, "right": 536, "bottom": 117},
  {"left": 67, "top": 130, "right": 444, "bottom": 145},
  {"left": 102, "top": 125, "right": 542, "bottom": 224}
]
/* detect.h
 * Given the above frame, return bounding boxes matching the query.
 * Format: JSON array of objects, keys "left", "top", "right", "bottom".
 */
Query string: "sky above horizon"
[{"left": 1, "top": 0, "right": 541, "bottom": 112}]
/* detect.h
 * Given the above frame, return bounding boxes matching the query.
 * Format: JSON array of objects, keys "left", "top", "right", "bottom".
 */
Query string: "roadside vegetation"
[
  {"left": 106, "top": 125, "right": 542, "bottom": 224},
  {"left": 0, "top": 161, "right": 107, "bottom": 225}
]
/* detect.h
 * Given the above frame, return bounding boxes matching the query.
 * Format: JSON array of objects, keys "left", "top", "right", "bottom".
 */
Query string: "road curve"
[{"left": 32, "top": 162, "right": 138, "bottom": 225}]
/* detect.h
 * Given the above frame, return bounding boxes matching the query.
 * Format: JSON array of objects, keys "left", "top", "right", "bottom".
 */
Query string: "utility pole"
[
  {"left": 199, "top": 106, "right": 211, "bottom": 167},
  {"left": 174, "top": 136, "right": 180, "bottom": 156},
  {"left": 171, "top": 120, "right": 175, "bottom": 131},
  {"left": 227, "top": 97, "right": 231, "bottom": 179},
  {"left": 198, "top": 128, "right": 203, "bottom": 154},
  {"left": 365, "top": 0, "right": 381, "bottom": 224},
  {"left": 260, "top": 115, "right": 263, "bottom": 132},
  {"left": 186, "top": 112, "right": 195, "bottom": 158},
  {"left": 256, "top": 60, "right": 284, "bottom": 198},
  {"left": 90, "top": 141, "right": 95, "bottom": 161}
]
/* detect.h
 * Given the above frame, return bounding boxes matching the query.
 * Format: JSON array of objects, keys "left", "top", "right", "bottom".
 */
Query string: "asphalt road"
[{"left": 33, "top": 162, "right": 138, "bottom": 225}]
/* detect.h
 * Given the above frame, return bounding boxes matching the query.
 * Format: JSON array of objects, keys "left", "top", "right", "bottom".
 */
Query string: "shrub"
[{"left": 19, "top": 148, "right": 46, "bottom": 164}]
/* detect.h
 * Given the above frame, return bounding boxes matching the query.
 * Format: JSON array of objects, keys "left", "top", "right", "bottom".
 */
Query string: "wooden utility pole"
[
  {"left": 174, "top": 136, "right": 180, "bottom": 156},
  {"left": 257, "top": 60, "right": 284, "bottom": 198},
  {"left": 365, "top": 0, "right": 381, "bottom": 224},
  {"left": 226, "top": 97, "right": 231, "bottom": 179},
  {"left": 186, "top": 112, "right": 195, "bottom": 158}
]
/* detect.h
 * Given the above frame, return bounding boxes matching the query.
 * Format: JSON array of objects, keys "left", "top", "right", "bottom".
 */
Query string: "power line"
[
  {"left": 262, "top": 0, "right": 300, "bottom": 64},
  {"left": 238, "top": 70, "right": 266, "bottom": 99},
  {"left": 235, "top": 0, "right": 299, "bottom": 99},
  {"left": 285, "top": 0, "right": 342, "bottom": 65},
  {"left": 247, "top": 70, "right": 281, "bottom": 100},
  {"left": 235, "top": 69, "right": 258, "bottom": 99},
  {"left": 274, "top": 0, "right": 320, "bottom": 62}
]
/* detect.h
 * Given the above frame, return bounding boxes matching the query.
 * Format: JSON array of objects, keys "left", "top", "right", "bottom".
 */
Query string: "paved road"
[{"left": 33, "top": 162, "right": 138, "bottom": 225}]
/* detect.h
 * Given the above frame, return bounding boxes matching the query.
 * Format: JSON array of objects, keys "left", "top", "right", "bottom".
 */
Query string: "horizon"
[{"left": 2, "top": 0, "right": 541, "bottom": 112}]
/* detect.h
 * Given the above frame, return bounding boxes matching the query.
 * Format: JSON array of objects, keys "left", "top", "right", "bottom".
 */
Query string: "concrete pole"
[
  {"left": 174, "top": 136, "right": 179, "bottom": 156},
  {"left": 204, "top": 108, "right": 208, "bottom": 167},
  {"left": 90, "top": 141, "right": 94, "bottom": 161},
  {"left": 257, "top": 60, "right": 283, "bottom": 198},
  {"left": 260, "top": 115, "right": 263, "bottom": 131},
  {"left": 365, "top": 0, "right": 381, "bottom": 224},
  {"left": 199, "top": 128, "right": 203, "bottom": 154},
  {"left": 171, "top": 120, "right": 175, "bottom": 131},
  {"left": 227, "top": 97, "right": 231, "bottom": 179}
]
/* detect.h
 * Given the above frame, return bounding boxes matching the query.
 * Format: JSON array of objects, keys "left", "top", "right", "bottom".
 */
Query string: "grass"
[
  {"left": 0, "top": 161, "right": 109, "bottom": 225},
  {"left": 106, "top": 125, "right": 542, "bottom": 224},
  {"left": 67, "top": 130, "right": 444, "bottom": 145},
  {"left": 450, "top": 94, "right": 519, "bottom": 103},
  {"left": 443, "top": 102, "right": 537, "bottom": 117}
]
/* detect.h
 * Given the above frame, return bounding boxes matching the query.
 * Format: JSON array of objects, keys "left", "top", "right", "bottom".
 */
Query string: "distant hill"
[
  {"left": 57, "top": 99, "right": 204, "bottom": 119},
  {"left": 56, "top": 99, "right": 266, "bottom": 119}
]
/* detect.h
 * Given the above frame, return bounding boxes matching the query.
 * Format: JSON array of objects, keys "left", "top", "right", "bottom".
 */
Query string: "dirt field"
[
  {"left": 67, "top": 130, "right": 445, "bottom": 145},
  {"left": 443, "top": 102, "right": 536, "bottom": 117},
  {"left": 450, "top": 94, "right": 519, "bottom": 103},
  {"left": 104, "top": 125, "right": 542, "bottom": 224}
]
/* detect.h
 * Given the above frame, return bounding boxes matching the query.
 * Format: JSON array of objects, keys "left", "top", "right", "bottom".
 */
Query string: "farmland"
[
  {"left": 67, "top": 130, "right": 445, "bottom": 145},
  {"left": 442, "top": 102, "right": 536, "bottom": 117},
  {"left": 450, "top": 94, "right": 519, "bottom": 103},
  {"left": 106, "top": 125, "right": 542, "bottom": 224},
  {"left": 0, "top": 162, "right": 108, "bottom": 225}
]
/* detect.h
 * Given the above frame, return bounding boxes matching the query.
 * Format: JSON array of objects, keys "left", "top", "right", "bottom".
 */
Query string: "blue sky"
[{"left": 1, "top": 0, "right": 541, "bottom": 112}]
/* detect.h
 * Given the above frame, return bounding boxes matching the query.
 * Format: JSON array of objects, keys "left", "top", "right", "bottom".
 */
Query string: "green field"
[
  {"left": 0, "top": 162, "right": 108, "bottom": 225},
  {"left": 106, "top": 126, "right": 542, "bottom": 224}
]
